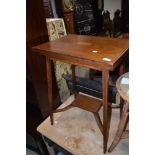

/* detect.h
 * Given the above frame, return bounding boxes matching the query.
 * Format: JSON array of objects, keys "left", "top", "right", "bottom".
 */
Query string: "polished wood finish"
[
  {"left": 32, "top": 34, "right": 129, "bottom": 153},
  {"left": 61, "top": 0, "right": 75, "bottom": 34},
  {"left": 102, "top": 70, "right": 109, "bottom": 153},
  {"left": 72, "top": 94, "right": 102, "bottom": 113},
  {"left": 33, "top": 34, "right": 129, "bottom": 71},
  {"left": 94, "top": 112, "right": 103, "bottom": 134},
  {"left": 108, "top": 73, "right": 129, "bottom": 152},
  {"left": 63, "top": 12, "right": 75, "bottom": 34},
  {"left": 108, "top": 101, "right": 129, "bottom": 152},
  {"left": 46, "top": 57, "right": 53, "bottom": 124},
  {"left": 52, "top": 93, "right": 103, "bottom": 134},
  {"left": 71, "top": 65, "right": 77, "bottom": 96},
  {"left": 26, "top": 0, "right": 61, "bottom": 117},
  {"left": 53, "top": 104, "right": 73, "bottom": 113}
]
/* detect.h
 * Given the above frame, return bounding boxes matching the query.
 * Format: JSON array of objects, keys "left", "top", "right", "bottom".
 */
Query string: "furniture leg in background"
[
  {"left": 71, "top": 65, "right": 77, "bottom": 97},
  {"left": 108, "top": 72, "right": 129, "bottom": 152},
  {"left": 108, "top": 101, "right": 129, "bottom": 152},
  {"left": 46, "top": 57, "right": 54, "bottom": 125},
  {"left": 118, "top": 61, "right": 126, "bottom": 117}
]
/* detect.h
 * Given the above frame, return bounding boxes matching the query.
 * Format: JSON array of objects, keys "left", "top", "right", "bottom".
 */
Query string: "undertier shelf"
[{"left": 72, "top": 94, "right": 102, "bottom": 113}]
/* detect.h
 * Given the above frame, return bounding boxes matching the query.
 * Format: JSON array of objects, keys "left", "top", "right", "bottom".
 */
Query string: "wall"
[{"left": 104, "top": 0, "right": 122, "bottom": 20}]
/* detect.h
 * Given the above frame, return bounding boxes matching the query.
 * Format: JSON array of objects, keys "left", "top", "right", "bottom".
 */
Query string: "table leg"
[
  {"left": 118, "top": 61, "right": 125, "bottom": 118},
  {"left": 108, "top": 101, "right": 129, "bottom": 152},
  {"left": 119, "top": 61, "right": 125, "bottom": 76},
  {"left": 71, "top": 65, "right": 77, "bottom": 97},
  {"left": 46, "top": 57, "right": 53, "bottom": 125},
  {"left": 102, "top": 70, "right": 109, "bottom": 153}
]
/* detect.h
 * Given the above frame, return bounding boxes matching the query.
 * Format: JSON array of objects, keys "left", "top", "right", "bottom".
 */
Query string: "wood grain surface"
[{"left": 33, "top": 34, "right": 129, "bottom": 71}]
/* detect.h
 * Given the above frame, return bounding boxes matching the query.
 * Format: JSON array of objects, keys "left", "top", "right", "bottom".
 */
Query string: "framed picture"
[
  {"left": 62, "top": 0, "right": 74, "bottom": 13},
  {"left": 46, "top": 18, "right": 67, "bottom": 41}
]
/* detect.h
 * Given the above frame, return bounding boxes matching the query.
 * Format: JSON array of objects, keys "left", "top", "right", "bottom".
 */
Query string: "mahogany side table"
[{"left": 33, "top": 34, "right": 129, "bottom": 153}]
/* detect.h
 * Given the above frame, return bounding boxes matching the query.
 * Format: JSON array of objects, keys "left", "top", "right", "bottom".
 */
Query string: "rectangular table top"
[{"left": 33, "top": 34, "right": 129, "bottom": 71}]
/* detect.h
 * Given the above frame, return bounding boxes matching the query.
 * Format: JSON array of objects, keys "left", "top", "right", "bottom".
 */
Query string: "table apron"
[{"left": 45, "top": 53, "right": 113, "bottom": 71}]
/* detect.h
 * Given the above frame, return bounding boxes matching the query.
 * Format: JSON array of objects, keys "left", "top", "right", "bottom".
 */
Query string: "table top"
[
  {"left": 33, "top": 34, "right": 129, "bottom": 71},
  {"left": 116, "top": 72, "right": 129, "bottom": 102}
]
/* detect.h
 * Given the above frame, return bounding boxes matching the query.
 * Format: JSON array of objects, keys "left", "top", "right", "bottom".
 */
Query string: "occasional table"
[
  {"left": 108, "top": 72, "right": 129, "bottom": 152},
  {"left": 33, "top": 34, "right": 129, "bottom": 153},
  {"left": 116, "top": 72, "right": 129, "bottom": 102}
]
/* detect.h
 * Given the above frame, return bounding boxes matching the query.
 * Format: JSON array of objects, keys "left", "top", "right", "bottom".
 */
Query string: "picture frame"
[{"left": 46, "top": 18, "right": 67, "bottom": 41}]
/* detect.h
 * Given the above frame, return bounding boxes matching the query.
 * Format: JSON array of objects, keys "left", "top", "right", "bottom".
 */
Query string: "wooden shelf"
[{"left": 72, "top": 94, "right": 102, "bottom": 113}]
